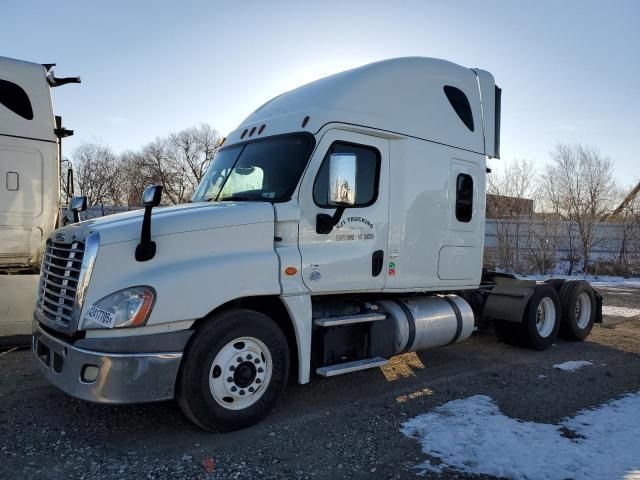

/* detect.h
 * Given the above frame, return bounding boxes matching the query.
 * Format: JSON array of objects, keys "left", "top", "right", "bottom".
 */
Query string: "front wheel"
[{"left": 177, "top": 309, "right": 289, "bottom": 431}]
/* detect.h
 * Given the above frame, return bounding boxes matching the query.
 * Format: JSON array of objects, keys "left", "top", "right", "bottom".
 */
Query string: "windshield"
[{"left": 191, "top": 134, "right": 314, "bottom": 202}]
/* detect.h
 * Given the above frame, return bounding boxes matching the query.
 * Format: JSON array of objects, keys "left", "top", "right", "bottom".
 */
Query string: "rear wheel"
[
  {"left": 559, "top": 281, "right": 596, "bottom": 341},
  {"left": 518, "top": 285, "right": 561, "bottom": 350},
  {"left": 177, "top": 309, "right": 289, "bottom": 431}
]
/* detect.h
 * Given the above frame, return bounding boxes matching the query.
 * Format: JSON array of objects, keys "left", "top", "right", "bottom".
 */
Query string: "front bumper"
[{"left": 32, "top": 322, "right": 184, "bottom": 404}]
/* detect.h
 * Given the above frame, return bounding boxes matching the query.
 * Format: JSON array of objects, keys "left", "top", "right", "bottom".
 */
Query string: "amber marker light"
[
  {"left": 284, "top": 267, "right": 298, "bottom": 276},
  {"left": 129, "top": 289, "right": 155, "bottom": 327}
]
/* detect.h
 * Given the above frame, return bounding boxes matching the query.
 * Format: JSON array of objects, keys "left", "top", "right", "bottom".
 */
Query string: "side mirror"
[
  {"left": 328, "top": 153, "right": 357, "bottom": 206},
  {"left": 316, "top": 153, "right": 357, "bottom": 234},
  {"left": 69, "top": 195, "right": 87, "bottom": 223},
  {"left": 142, "top": 185, "right": 163, "bottom": 207},
  {"left": 136, "top": 185, "right": 163, "bottom": 262}
]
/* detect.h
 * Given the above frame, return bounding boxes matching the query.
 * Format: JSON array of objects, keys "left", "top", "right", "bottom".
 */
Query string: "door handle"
[{"left": 372, "top": 250, "right": 384, "bottom": 277}]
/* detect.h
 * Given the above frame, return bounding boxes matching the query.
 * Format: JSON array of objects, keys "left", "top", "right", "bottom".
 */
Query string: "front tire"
[
  {"left": 177, "top": 309, "right": 289, "bottom": 432},
  {"left": 518, "top": 285, "right": 561, "bottom": 351}
]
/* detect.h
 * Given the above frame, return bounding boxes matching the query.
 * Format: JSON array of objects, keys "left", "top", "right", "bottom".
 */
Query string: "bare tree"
[
  {"left": 140, "top": 138, "right": 188, "bottom": 205},
  {"left": 166, "top": 124, "right": 221, "bottom": 200},
  {"left": 486, "top": 158, "right": 537, "bottom": 272},
  {"left": 69, "top": 124, "right": 221, "bottom": 209},
  {"left": 612, "top": 185, "right": 640, "bottom": 275},
  {"left": 118, "top": 150, "right": 151, "bottom": 209},
  {"left": 527, "top": 212, "right": 562, "bottom": 275},
  {"left": 72, "top": 143, "right": 118, "bottom": 207},
  {"left": 138, "top": 125, "right": 221, "bottom": 205},
  {"left": 540, "top": 144, "right": 617, "bottom": 273}
]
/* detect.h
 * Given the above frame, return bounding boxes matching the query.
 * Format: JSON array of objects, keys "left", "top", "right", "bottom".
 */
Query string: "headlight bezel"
[{"left": 81, "top": 285, "right": 156, "bottom": 330}]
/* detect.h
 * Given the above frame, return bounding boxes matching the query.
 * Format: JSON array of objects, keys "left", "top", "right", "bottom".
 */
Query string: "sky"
[{"left": 3, "top": 0, "right": 639, "bottom": 187}]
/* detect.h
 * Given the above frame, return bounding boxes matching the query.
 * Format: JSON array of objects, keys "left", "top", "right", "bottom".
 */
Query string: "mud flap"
[
  {"left": 481, "top": 277, "right": 537, "bottom": 323},
  {"left": 593, "top": 289, "right": 603, "bottom": 324}
]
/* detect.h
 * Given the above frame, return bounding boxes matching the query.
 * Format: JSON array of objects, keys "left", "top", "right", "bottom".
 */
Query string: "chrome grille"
[{"left": 36, "top": 240, "right": 85, "bottom": 327}]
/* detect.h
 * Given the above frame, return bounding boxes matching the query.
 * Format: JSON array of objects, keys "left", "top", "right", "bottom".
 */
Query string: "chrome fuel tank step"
[
  {"left": 316, "top": 357, "right": 388, "bottom": 377},
  {"left": 313, "top": 312, "right": 387, "bottom": 327}
]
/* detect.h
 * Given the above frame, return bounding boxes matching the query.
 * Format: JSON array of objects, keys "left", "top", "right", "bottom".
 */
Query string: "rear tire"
[
  {"left": 518, "top": 285, "right": 561, "bottom": 351},
  {"left": 177, "top": 309, "right": 289, "bottom": 432},
  {"left": 558, "top": 281, "right": 595, "bottom": 341}
]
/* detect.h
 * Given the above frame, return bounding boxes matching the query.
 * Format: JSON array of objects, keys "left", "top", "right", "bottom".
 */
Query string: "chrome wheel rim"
[
  {"left": 536, "top": 297, "right": 556, "bottom": 338},
  {"left": 209, "top": 336, "right": 272, "bottom": 411},
  {"left": 575, "top": 292, "right": 592, "bottom": 329}
]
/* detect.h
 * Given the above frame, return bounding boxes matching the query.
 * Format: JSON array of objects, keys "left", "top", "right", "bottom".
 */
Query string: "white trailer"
[
  {"left": 0, "top": 56, "right": 79, "bottom": 341},
  {"left": 31, "top": 57, "right": 602, "bottom": 431}
]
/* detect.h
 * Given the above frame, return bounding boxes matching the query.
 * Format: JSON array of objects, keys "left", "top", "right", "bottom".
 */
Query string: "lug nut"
[
  {"left": 227, "top": 377, "right": 233, "bottom": 382},
  {"left": 231, "top": 386, "right": 237, "bottom": 392},
  {"left": 236, "top": 357, "right": 243, "bottom": 363},
  {"left": 258, "top": 367, "right": 264, "bottom": 373},
  {"left": 246, "top": 354, "right": 253, "bottom": 360},
  {"left": 229, "top": 365, "right": 235, "bottom": 371},
  {"left": 255, "top": 378, "right": 262, "bottom": 384},
  {"left": 249, "top": 387, "right": 255, "bottom": 393},
  {"left": 239, "top": 390, "right": 245, "bottom": 395}
]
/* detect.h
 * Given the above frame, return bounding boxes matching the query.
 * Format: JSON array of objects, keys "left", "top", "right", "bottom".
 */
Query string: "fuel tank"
[{"left": 377, "top": 295, "right": 474, "bottom": 354}]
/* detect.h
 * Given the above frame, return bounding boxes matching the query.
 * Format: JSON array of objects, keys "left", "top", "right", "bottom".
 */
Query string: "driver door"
[{"left": 298, "top": 129, "right": 389, "bottom": 293}]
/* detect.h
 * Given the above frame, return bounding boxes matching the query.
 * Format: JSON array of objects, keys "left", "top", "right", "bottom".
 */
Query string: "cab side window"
[
  {"left": 455, "top": 173, "right": 473, "bottom": 222},
  {"left": 313, "top": 142, "right": 380, "bottom": 207}
]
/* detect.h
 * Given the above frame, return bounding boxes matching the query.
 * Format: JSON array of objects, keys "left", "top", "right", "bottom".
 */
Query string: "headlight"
[{"left": 82, "top": 286, "right": 155, "bottom": 329}]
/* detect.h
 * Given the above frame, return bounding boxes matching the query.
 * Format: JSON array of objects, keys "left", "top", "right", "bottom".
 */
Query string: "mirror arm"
[
  {"left": 135, "top": 205, "right": 156, "bottom": 262},
  {"left": 316, "top": 206, "right": 346, "bottom": 234},
  {"left": 68, "top": 195, "right": 87, "bottom": 224}
]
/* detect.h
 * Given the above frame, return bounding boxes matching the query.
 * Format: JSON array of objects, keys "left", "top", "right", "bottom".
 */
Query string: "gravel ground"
[{"left": 1, "top": 283, "right": 640, "bottom": 480}]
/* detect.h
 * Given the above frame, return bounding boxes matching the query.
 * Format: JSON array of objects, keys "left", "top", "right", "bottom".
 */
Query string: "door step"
[
  {"left": 316, "top": 357, "right": 388, "bottom": 377},
  {"left": 313, "top": 312, "right": 387, "bottom": 327}
]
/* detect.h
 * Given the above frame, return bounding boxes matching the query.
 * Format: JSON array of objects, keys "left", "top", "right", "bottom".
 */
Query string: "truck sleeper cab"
[
  {"left": 1, "top": 56, "right": 78, "bottom": 338},
  {"left": 32, "top": 57, "right": 601, "bottom": 431}
]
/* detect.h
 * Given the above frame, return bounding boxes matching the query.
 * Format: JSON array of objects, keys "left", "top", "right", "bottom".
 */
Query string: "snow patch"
[
  {"left": 401, "top": 393, "right": 640, "bottom": 479},
  {"left": 602, "top": 306, "right": 640, "bottom": 318},
  {"left": 553, "top": 360, "right": 593, "bottom": 372}
]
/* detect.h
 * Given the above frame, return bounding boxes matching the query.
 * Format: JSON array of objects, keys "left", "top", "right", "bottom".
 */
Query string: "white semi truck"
[
  {"left": 0, "top": 56, "right": 79, "bottom": 341},
  {"left": 32, "top": 57, "right": 602, "bottom": 431}
]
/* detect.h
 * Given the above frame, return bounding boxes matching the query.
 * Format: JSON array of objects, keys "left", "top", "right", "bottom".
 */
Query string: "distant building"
[{"left": 486, "top": 194, "right": 534, "bottom": 219}]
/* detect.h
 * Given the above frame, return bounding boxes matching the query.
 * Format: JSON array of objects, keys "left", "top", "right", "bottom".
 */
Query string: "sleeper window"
[
  {"left": 456, "top": 173, "right": 473, "bottom": 222},
  {"left": 444, "top": 85, "right": 474, "bottom": 132},
  {"left": 0, "top": 79, "right": 33, "bottom": 120},
  {"left": 313, "top": 142, "right": 380, "bottom": 207}
]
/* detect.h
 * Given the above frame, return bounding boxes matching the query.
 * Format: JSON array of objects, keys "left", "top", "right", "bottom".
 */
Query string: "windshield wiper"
[{"left": 216, "top": 195, "right": 258, "bottom": 202}]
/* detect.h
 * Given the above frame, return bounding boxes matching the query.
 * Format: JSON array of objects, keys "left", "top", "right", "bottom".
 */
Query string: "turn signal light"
[
  {"left": 285, "top": 267, "right": 298, "bottom": 276},
  {"left": 129, "top": 289, "right": 154, "bottom": 327}
]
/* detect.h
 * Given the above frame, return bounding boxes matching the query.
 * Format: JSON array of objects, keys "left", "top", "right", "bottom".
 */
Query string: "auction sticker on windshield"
[{"left": 85, "top": 305, "right": 116, "bottom": 328}]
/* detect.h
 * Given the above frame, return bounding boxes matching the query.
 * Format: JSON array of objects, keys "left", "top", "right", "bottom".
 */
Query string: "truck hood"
[{"left": 64, "top": 202, "right": 275, "bottom": 245}]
